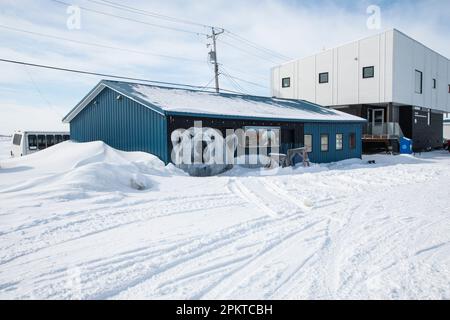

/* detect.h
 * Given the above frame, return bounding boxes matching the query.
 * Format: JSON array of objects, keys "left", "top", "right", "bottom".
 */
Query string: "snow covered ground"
[
  {"left": 0, "top": 136, "right": 11, "bottom": 161},
  {"left": 0, "top": 139, "right": 449, "bottom": 300}
]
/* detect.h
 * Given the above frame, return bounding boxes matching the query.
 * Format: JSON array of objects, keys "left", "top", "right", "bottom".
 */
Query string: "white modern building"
[{"left": 271, "top": 29, "right": 450, "bottom": 151}]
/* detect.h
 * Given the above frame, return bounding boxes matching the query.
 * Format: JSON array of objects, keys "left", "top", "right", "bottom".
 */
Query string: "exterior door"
[{"left": 368, "top": 109, "right": 384, "bottom": 135}]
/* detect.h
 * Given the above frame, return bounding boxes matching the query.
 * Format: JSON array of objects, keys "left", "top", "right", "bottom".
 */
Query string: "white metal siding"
[
  {"left": 316, "top": 51, "right": 333, "bottom": 106},
  {"left": 299, "top": 56, "right": 316, "bottom": 102},
  {"left": 271, "top": 30, "right": 394, "bottom": 106},
  {"left": 272, "top": 29, "right": 449, "bottom": 113},
  {"left": 392, "top": 30, "right": 449, "bottom": 112}
]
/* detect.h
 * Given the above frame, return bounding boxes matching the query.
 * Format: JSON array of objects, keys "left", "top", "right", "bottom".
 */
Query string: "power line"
[
  {"left": 0, "top": 57, "right": 243, "bottom": 94},
  {"left": 22, "top": 66, "right": 64, "bottom": 117},
  {"left": 80, "top": 0, "right": 291, "bottom": 62},
  {"left": 219, "top": 66, "right": 268, "bottom": 89},
  {"left": 218, "top": 64, "right": 269, "bottom": 82},
  {"left": 87, "top": 0, "right": 211, "bottom": 29},
  {"left": 0, "top": 24, "right": 205, "bottom": 63},
  {"left": 220, "top": 72, "right": 251, "bottom": 96},
  {"left": 200, "top": 76, "right": 217, "bottom": 91},
  {"left": 217, "top": 39, "right": 280, "bottom": 64},
  {"left": 224, "top": 31, "right": 291, "bottom": 61},
  {"left": 50, "top": 0, "right": 209, "bottom": 36},
  {"left": 0, "top": 25, "right": 268, "bottom": 94}
]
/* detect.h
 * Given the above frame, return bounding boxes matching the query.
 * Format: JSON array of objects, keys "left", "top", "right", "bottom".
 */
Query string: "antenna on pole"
[{"left": 207, "top": 27, "right": 224, "bottom": 93}]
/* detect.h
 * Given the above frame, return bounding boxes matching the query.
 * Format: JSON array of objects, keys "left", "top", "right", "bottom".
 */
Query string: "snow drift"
[{"left": 0, "top": 141, "right": 168, "bottom": 194}]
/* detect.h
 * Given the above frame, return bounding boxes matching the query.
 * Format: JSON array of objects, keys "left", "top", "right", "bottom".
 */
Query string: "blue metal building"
[{"left": 63, "top": 80, "right": 366, "bottom": 164}]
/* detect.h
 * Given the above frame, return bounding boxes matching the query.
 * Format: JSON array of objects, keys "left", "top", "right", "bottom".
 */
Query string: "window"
[
  {"left": 320, "top": 134, "right": 329, "bottom": 152},
  {"left": 55, "top": 135, "right": 63, "bottom": 144},
  {"left": 363, "top": 66, "right": 374, "bottom": 79},
  {"left": 282, "top": 77, "right": 291, "bottom": 88},
  {"left": 304, "top": 134, "right": 313, "bottom": 152},
  {"left": 336, "top": 134, "right": 343, "bottom": 150},
  {"left": 319, "top": 72, "right": 329, "bottom": 84},
  {"left": 349, "top": 133, "right": 356, "bottom": 150},
  {"left": 12, "top": 134, "right": 22, "bottom": 146},
  {"left": 37, "top": 135, "right": 46, "bottom": 150},
  {"left": 415, "top": 70, "right": 423, "bottom": 94},
  {"left": 63, "top": 135, "right": 70, "bottom": 141},
  {"left": 46, "top": 135, "right": 55, "bottom": 147},
  {"left": 448, "top": 84, "right": 450, "bottom": 93},
  {"left": 28, "top": 135, "right": 37, "bottom": 150},
  {"left": 432, "top": 79, "right": 436, "bottom": 89}
]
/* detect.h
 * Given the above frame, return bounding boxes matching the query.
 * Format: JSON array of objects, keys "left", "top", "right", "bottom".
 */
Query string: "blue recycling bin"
[{"left": 400, "top": 137, "right": 412, "bottom": 154}]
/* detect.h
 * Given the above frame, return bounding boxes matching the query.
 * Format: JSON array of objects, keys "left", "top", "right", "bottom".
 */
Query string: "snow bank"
[
  {"left": 0, "top": 141, "right": 168, "bottom": 194},
  {"left": 0, "top": 137, "right": 11, "bottom": 161}
]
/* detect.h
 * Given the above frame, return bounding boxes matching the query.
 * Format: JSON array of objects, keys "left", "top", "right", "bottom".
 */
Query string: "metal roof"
[{"left": 63, "top": 80, "right": 366, "bottom": 123}]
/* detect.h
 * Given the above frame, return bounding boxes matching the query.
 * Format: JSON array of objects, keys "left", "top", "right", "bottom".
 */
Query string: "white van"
[{"left": 10, "top": 131, "right": 70, "bottom": 157}]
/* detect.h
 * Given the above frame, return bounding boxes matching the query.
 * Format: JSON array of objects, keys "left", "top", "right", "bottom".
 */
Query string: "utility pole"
[{"left": 208, "top": 27, "right": 224, "bottom": 93}]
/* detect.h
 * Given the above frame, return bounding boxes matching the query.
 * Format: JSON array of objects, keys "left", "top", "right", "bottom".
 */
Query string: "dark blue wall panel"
[
  {"left": 70, "top": 87, "right": 169, "bottom": 163},
  {"left": 305, "top": 122, "right": 362, "bottom": 163}
]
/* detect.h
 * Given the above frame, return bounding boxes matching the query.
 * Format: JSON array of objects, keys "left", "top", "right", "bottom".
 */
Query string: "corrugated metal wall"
[
  {"left": 70, "top": 87, "right": 169, "bottom": 163},
  {"left": 305, "top": 122, "right": 362, "bottom": 163}
]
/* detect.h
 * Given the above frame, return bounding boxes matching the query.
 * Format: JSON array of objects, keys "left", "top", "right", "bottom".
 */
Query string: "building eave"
[{"left": 62, "top": 80, "right": 166, "bottom": 123}]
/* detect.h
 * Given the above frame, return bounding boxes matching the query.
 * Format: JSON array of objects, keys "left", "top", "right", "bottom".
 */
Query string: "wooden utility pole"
[{"left": 208, "top": 27, "right": 224, "bottom": 93}]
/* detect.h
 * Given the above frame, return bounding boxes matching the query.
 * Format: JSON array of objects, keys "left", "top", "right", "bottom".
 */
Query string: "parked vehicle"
[{"left": 10, "top": 131, "right": 70, "bottom": 157}]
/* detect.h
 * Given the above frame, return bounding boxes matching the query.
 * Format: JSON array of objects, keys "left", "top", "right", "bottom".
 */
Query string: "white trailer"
[{"left": 10, "top": 131, "right": 70, "bottom": 158}]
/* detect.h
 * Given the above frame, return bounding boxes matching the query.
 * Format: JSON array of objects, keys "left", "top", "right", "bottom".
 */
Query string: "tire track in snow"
[
  {"left": 261, "top": 179, "right": 312, "bottom": 211},
  {"left": 0, "top": 193, "right": 244, "bottom": 266},
  {"left": 197, "top": 219, "right": 328, "bottom": 299},
  {"left": 98, "top": 212, "right": 314, "bottom": 299},
  {"left": 228, "top": 178, "right": 279, "bottom": 218}
]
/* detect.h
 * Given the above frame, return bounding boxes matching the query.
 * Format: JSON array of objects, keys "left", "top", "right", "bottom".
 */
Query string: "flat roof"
[{"left": 275, "top": 28, "right": 449, "bottom": 67}]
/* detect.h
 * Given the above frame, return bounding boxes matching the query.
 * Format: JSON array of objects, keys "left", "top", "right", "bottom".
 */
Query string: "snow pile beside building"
[{"left": 0, "top": 141, "right": 167, "bottom": 194}]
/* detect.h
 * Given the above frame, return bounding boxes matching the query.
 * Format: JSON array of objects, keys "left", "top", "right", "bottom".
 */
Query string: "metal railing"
[{"left": 363, "top": 122, "right": 404, "bottom": 140}]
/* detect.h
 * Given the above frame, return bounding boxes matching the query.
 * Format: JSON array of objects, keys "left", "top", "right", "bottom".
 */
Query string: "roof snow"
[{"left": 63, "top": 80, "right": 366, "bottom": 123}]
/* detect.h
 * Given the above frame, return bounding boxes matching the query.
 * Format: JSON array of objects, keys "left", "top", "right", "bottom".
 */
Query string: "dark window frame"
[
  {"left": 46, "top": 135, "right": 55, "bottom": 147},
  {"left": 28, "top": 135, "right": 37, "bottom": 150},
  {"left": 318, "top": 72, "right": 329, "bottom": 84},
  {"left": 363, "top": 66, "right": 375, "bottom": 79},
  {"left": 37, "top": 135, "right": 46, "bottom": 150},
  {"left": 336, "top": 133, "right": 343, "bottom": 151},
  {"left": 281, "top": 77, "right": 291, "bottom": 88},
  {"left": 12, "top": 134, "right": 22, "bottom": 146},
  {"left": 304, "top": 134, "right": 313, "bottom": 153},
  {"left": 320, "top": 134, "right": 329, "bottom": 152},
  {"left": 349, "top": 133, "right": 356, "bottom": 150},
  {"left": 415, "top": 70, "right": 423, "bottom": 94},
  {"left": 55, "top": 135, "right": 63, "bottom": 144}
]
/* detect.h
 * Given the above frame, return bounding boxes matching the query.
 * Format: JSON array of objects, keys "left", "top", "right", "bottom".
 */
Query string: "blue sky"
[{"left": 0, "top": 0, "right": 449, "bottom": 134}]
